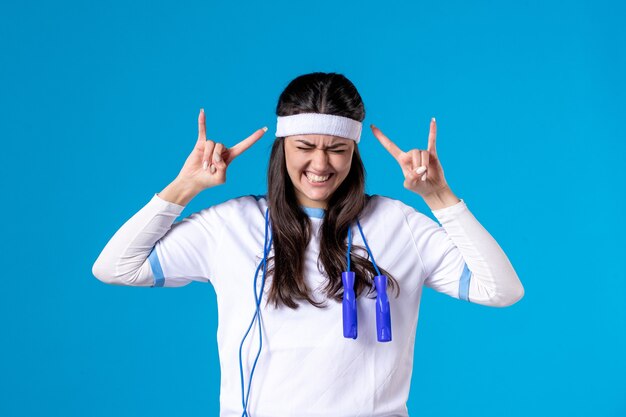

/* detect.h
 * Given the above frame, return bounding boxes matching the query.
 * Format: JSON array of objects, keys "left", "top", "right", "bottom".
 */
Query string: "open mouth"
[{"left": 304, "top": 171, "right": 333, "bottom": 184}]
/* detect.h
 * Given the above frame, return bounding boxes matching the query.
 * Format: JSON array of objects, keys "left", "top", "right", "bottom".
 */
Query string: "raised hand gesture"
[
  {"left": 371, "top": 118, "right": 450, "bottom": 198},
  {"left": 176, "top": 109, "right": 268, "bottom": 192}
]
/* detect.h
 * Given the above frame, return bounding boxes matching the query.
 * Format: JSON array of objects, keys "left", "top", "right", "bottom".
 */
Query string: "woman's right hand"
[{"left": 176, "top": 108, "right": 268, "bottom": 192}]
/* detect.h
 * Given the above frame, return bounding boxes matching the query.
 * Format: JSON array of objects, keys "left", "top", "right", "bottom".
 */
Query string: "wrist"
[
  {"left": 422, "top": 186, "right": 461, "bottom": 211},
  {"left": 158, "top": 177, "right": 201, "bottom": 207}
]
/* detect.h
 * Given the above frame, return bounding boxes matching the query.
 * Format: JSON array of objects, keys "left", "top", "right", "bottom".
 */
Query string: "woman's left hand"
[{"left": 371, "top": 118, "right": 450, "bottom": 198}]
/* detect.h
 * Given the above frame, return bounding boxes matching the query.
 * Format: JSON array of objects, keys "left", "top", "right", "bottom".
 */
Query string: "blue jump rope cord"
[
  {"left": 240, "top": 215, "right": 377, "bottom": 416},
  {"left": 239, "top": 208, "right": 273, "bottom": 417},
  {"left": 356, "top": 220, "right": 381, "bottom": 276},
  {"left": 346, "top": 225, "right": 352, "bottom": 271}
]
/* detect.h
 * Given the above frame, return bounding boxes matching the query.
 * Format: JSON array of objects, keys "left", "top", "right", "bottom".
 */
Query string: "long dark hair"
[{"left": 265, "top": 72, "right": 399, "bottom": 309}]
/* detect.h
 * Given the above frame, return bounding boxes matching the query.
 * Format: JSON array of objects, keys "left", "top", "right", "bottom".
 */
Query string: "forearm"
[
  {"left": 431, "top": 200, "right": 525, "bottom": 307},
  {"left": 91, "top": 191, "right": 186, "bottom": 286}
]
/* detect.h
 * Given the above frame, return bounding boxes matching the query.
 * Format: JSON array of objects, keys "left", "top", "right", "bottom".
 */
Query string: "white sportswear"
[{"left": 92, "top": 193, "right": 524, "bottom": 417}]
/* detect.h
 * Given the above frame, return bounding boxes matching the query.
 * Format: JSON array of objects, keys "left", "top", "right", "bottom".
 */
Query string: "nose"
[{"left": 310, "top": 148, "right": 330, "bottom": 171}]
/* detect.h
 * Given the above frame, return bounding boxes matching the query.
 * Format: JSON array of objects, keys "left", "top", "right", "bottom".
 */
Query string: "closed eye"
[{"left": 296, "top": 147, "right": 345, "bottom": 154}]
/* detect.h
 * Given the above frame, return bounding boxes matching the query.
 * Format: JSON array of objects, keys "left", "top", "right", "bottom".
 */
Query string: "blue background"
[{"left": 1, "top": 0, "right": 624, "bottom": 416}]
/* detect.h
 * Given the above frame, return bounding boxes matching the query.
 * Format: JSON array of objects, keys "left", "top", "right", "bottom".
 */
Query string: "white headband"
[{"left": 275, "top": 113, "right": 362, "bottom": 143}]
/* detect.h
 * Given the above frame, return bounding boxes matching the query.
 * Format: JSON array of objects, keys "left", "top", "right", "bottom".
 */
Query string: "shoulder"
[
  {"left": 191, "top": 194, "right": 268, "bottom": 224},
  {"left": 363, "top": 193, "right": 420, "bottom": 217},
  {"left": 363, "top": 194, "right": 438, "bottom": 227}
]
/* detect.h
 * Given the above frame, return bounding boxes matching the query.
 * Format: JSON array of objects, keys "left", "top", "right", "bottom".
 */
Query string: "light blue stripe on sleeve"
[
  {"left": 459, "top": 263, "right": 472, "bottom": 302},
  {"left": 148, "top": 246, "right": 165, "bottom": 287}
]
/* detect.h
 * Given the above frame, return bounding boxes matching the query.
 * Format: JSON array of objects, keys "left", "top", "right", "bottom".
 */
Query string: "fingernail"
[
  {"left": 210, "top": 165, "right": 216, "bottom": 174},
  {"left": 262, "top": 126, "right": 268, "bottom": 132},
  {"left": 415, "top": 166, "right": 427, "bottom": 175},
  {"left": 203, "top": 161, "right": 208, "bottom": 171},
  {"left": 432, "top": 117, "right": 436, "bottom": 122},
  {"left": 421, "top": 173, "right": 427, "bottom": 181},
  {"left": 200, "top": 108, "right": 204, "bottom": 113}
]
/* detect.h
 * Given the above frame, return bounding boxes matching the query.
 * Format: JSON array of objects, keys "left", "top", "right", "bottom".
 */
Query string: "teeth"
[{"left": 305, "top": 172, "right": 330, "bottom": 182}]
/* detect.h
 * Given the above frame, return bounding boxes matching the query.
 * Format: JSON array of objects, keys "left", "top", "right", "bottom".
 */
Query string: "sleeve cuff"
[
  {"left": 151, "top": 193, "right": 186, "bottom": 216},
  {"left": 430, "top": 198, "right": 468, "bottom": 222}
]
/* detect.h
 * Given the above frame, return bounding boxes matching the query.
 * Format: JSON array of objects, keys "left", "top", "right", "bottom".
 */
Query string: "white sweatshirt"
[{"left": 92, "top": 193, "right": 523, "bottom": 417}]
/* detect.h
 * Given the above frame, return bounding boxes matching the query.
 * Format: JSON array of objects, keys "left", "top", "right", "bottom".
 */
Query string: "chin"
[{"left": 296, "top": 186, "right": 335, "bottom": 207}]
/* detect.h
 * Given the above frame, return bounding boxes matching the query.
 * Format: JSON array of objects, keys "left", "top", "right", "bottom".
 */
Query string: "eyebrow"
[{"left": 295, "top": 139, "right": 348, "bottom": 149}]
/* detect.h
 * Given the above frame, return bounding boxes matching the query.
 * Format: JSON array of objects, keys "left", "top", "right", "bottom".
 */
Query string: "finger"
[
  {"left": 411, "top": 149, "right": 427, "bottom": 176},
  {"left": 228, "top": 127, "right": 268, "bottom": 160},
  {"left": 420, "top": 149, "right": 429, "bottom": 181},
  {"left": 411, "top": 149, "right": 421, "bottom": 171},
  {"left": 421, "top": 149, "right": 429, "bottom": 171},
  {"left": 212, "top": 142, "right": 223, "bottom": 163},
  {"left": 197, "top": 109, "right": 207, "bottom": 143},
  {"left": 427, "top": 117, "right": 437, "bottom": 155},
  {"left": 212, "top": 142, "right": 227, "bottom": 169},
  {"left": 203, "top": 140, "right": 215, "bottom": 171},
  {"left": 370, "top": 124, "right": 404, "bottom": 162}
]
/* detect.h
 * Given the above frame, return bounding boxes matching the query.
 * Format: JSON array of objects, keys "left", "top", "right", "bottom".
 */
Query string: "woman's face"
[{"left": 284, "top": 134, "right": 355, "bottom": 209}]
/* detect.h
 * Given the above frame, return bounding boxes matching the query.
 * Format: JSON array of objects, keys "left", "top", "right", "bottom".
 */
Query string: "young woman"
[{"left": 93, "top": 72, "right": 524, "bottom": 417}]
